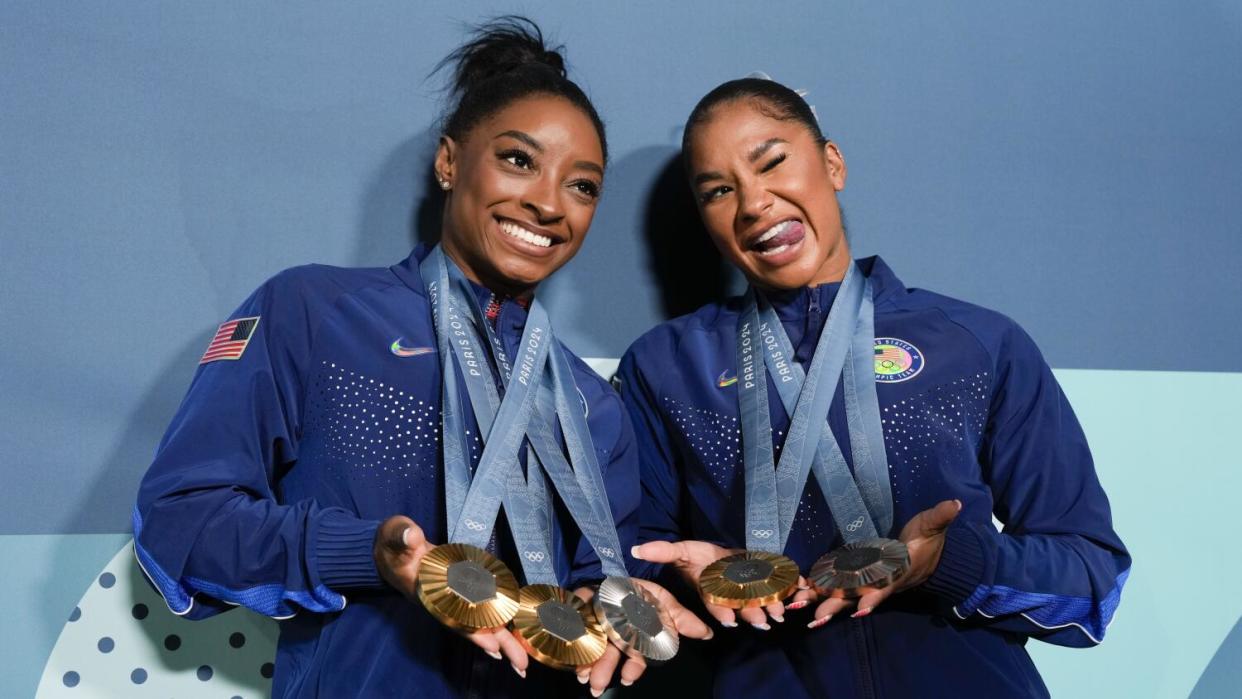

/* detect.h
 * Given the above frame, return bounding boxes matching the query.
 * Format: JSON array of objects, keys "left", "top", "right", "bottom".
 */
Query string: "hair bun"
[{"left": 442, "top": 16, "right": 568, "bottom": 100}]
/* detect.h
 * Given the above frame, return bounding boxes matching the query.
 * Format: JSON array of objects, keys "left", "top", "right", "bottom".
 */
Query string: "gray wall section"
[{"left": 2, "top": 1, "right": 1239, "bottom": 533}]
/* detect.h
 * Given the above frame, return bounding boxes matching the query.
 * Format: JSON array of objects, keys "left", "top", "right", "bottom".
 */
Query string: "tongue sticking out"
[{"left": 753, "top": 221, "right": 805, "bottom": 254}]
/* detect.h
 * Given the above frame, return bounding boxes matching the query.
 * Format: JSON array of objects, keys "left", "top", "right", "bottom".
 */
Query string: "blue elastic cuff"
[
  {"left": 315, "top": 511, "right": 383, "bottom": 590},
  {"left": 922, "top": 520, "right": 988, "bottom": 605}
]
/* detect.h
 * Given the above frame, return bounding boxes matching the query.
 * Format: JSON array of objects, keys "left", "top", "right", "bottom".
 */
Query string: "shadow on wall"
[
  {"left": 353, "top": 124, "right": 443, "bottom": 268},
  {"left": 640, "top": 150, "right": 733, "bottom": 319}
]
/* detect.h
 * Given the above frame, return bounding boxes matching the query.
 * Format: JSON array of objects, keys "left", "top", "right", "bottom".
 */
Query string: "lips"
[{"left": 750, "top": 220, "right": 805, "bottom": 257}]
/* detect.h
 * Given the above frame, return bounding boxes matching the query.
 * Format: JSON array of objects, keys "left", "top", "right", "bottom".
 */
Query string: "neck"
[
  {"left": 440, "top": 238, "right": 535, "bottom": 300},
  {"left": 806, "top": 238, "right": 852, "bottom": 288}
]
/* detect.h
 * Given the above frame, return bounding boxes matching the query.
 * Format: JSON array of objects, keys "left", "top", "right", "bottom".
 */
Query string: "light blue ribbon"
[{"left": 737, "top": 262, "right": 895, "bottom": 551}]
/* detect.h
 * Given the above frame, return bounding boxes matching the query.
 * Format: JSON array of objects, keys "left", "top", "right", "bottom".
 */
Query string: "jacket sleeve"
[
  {"left": 133, "top": 271, "right": 383, "bottom": 621},
  {"left": 615, "top": 336, "right": 685, "bottom": 581},
  {"left": 922, "top": 322, "right": 1131, "bottom": 647}
]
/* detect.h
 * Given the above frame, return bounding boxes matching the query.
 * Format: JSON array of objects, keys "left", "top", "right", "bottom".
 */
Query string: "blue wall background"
[{"left": 2, "top": 2, "right": 1239, "bottom": 697}]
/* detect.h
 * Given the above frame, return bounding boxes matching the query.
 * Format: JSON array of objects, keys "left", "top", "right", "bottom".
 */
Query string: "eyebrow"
[
  {"left": 574, "top": 160, "right": 604, "bottom": 177},
  {"left": 495, "top": 130, "right": 603, "bottom": 176},
  {"left": 747, "top": 138, "right": 787, "bottom": 163},
  {"left": 495, "top": 130, "right": 543, "bottom": 152},
  {"left": 693, "top": 170, "right": 724, "bottom": 187}
]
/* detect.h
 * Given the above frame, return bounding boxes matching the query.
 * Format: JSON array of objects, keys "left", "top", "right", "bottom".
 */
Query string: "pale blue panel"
[
  {"left": 0, "top": 534, "right": 132, "bottom": 698},
  {"left": 1031, "top": 370, "right": 1242, "bottom": 699}
]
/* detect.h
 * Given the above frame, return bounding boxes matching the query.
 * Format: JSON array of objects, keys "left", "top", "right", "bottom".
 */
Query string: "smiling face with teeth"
[
  {"left": 434, "top": 95, "right": 605, "bottom": 296},
  {"left": 686, "top": 99, "right": 852, "bottom": 291}
]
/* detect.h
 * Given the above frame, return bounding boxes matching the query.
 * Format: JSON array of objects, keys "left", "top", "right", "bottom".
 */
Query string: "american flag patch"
[{"left": 200, "top": 316, "right": 260, "bottom": 364}]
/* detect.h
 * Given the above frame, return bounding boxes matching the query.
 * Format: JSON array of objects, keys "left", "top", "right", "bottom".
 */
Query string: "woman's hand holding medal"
[
  {"left": 803, "top": 499, "right": 961, "bottom": 628},
  {"left": 631, "top": 540, "right": 807, "bottom": 630},
  {"left": 374, "top": 516, "right": 532, "bottom": 676},
  {"left": 571, "top": 579, "right": 713, "bottom": 696}
]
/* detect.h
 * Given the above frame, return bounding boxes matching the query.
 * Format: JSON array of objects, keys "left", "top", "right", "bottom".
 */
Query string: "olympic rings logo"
[
  {"left": 524, "top": 551, "right": 546, "bottom": 562},
  {"left": 845, "top": 517, "right": 866, "bottom": 532},
  {"left": 751, "top": 529, "right": 774, "bottom": 539},
  {"left": 599, "top": 547, "right": 615, "bottom": 558},
  {"left": 464, "top": 519, "right": 486, "bottom": 531}
]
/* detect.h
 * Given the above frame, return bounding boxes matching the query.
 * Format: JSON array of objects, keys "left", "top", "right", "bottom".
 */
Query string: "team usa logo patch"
[
  {"left": 873, "top": 337, "right": 924, "bottom": 383},
  {"left": 200, "top": 316, "right": 260, "bottom": 364},
  {"left": 390, "top": 338, "right": 435, "bottom": 357}
]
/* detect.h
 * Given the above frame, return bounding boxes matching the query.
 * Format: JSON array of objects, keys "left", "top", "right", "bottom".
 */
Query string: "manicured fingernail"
[
  {"left": 807, "top": 615, "right": 832, "bottom": 629},
  {"left": 486, "top": 650, "right": 502, "bottom": 660},
  {"left": 852, "top": 607, "right": 872, "bottom": 619},
  {"left": 512, "top": 664, "right": 526, "bottom": 678},
  {"left": 621, "top": 678, "right": 634, "bottom": 687},
  {"left": 630, "top": 545, "right": 643, "bottom": 559},
  {"left": 770, "top": 614, "right": 785, "bottom": 623},
  {"left": 787, "top": 600, "right": 809, "bottom": 610},
  {"left": 577, "top": 673, "right": 589, "bottom": 684},
  {"left": 704, "top": 630, "right": 715, "bottom": 640},
  {"left": 751, "top": 622, "right": 770, "bottom": 631},
  {"left": 720, "top": 620, "right": 738, "bottom": 628},
  {"left": 401, "top": 527, "right": 411, "bottom": 547},
  {"left": 591, "top": 688, "right": 604, "bottom": 698},
  {"left": 955, "top": 499, "right": 963, "bottom": 511}
]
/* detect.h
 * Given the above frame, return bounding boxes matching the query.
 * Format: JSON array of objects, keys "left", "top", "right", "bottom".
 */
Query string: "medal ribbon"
[
  {"left": 755, "top": 272, "right": 894, "bottom": 541},
  {"left": 420, "top": 248, "right": 557, "bottom": 583},
  {"left": 738, "top": 262, "right": 895, "bottom": 550}
]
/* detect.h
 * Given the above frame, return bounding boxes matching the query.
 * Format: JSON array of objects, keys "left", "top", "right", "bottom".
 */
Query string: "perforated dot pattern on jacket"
[{"left": 305, "top": 362, "right": 441, "bottom": 481}]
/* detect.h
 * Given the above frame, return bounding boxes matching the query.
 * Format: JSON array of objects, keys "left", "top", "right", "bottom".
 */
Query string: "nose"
[
  {"left": 521, "top": 174, "right": 565, "bottom": 225},
  {"left": 735, "top": 180, "right": 773, "bottom": 225}
]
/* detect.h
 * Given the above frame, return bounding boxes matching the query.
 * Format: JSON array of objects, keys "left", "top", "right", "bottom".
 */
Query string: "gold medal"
[
  {"left": 511, "top": 584, "right": 608, "bottom": 670},
  {"left": 416, "top": 543, "right": 520, "bottom": 632},
  {"left": 698, "top": 551, "right": 800, "bottom": 609},
  {"left": 809, "top": 538, "right": 909, "bottom": 599}
]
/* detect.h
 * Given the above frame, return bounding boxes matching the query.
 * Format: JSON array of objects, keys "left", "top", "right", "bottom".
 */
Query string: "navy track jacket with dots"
[
  {"left": 617, "top": 256, "right": 1130, "bottom": 699},
  {"left": 133, "top": 247, "right": 640, "bottom": 698}
]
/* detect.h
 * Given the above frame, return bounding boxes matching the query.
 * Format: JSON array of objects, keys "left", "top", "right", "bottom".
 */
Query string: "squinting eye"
[
  {"left": 760, "top": 153, "right": 787, "bottom": 173},
  {"left": 699, "top": 185, "right": 731, "bottom": 204}
]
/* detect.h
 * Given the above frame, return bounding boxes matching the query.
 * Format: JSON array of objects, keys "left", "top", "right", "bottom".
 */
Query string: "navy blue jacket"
[
  {"left": 134, "top": 247, "right": 640, "bottom": 698},
  {"left": 617, "top": 257, "right": 1129, "bottom": 698}
]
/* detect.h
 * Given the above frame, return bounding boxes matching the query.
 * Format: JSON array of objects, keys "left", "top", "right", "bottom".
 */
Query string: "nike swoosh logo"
[
  {"left": 717, "top": 370, "right": 738, "bottom": 388},
  {"left": 390, "top": 339, "right": 435, "bottom": 357}
]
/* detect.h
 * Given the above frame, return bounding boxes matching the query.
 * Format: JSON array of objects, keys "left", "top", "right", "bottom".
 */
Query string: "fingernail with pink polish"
[
  {"left": 787, "top": 600, "right": 809, "bottom": 610},
  {"left": 807, "top": 614, "right": 832, "bottom": 629},
  {"left": 852, "top": 607, "right": 872, "bottom": 619}
]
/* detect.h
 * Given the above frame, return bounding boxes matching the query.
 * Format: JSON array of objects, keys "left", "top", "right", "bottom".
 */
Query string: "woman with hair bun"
[
  {"left": 622, "top": 77, "right": 1130, "bottom": 697},
  {"left": 134, "top": 16, "right": 708, "bottom": 698}
]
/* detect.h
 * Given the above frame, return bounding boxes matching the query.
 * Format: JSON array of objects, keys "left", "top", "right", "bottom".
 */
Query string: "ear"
[
  {"left": 822, "top": 141, "right": 847, "bottom": 192},
  {"left": 434, "top": 135, "right": 458, "bottom": 188}
]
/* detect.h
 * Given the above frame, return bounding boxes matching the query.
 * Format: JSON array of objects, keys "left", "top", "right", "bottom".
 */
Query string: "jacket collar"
[{"left": 763, "top": 255, "right": 904, "bottom": 321}]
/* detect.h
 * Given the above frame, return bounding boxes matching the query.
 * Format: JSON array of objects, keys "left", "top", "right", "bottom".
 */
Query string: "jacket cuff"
[
  {"left": 315, "top": 511, "right": 383, "bottom": 590},
  {"left": 921, "top": 520, "right": 988, "bottom": 605}
]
